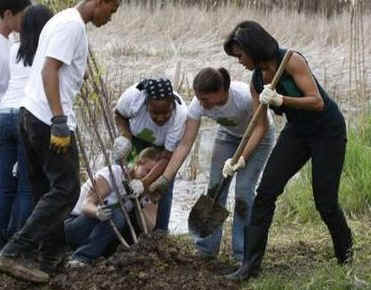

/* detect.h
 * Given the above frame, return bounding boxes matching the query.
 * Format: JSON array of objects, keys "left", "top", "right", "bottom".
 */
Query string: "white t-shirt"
[
  {"left": 188, "top": 81, "right": 273, "bottom": 137},
  {"left": 0, "top": 43, "right": 31, "bottom": 108},
  {"left": 0, "top": 34, "right": 10, "bottom": 100},
  {"left": 71, "top": 165, "right": 132, "bottom": 216},
  {"left": 22, "top": 8, "right": 88, "bottom": 130},
  {"left": 115, "top": 84, "right": 188, "bottom": 152}
]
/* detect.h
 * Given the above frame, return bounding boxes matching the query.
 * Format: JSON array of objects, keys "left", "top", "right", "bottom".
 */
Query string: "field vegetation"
[{"left": 28, "top": 0, "right": 371, "bottom": 289}]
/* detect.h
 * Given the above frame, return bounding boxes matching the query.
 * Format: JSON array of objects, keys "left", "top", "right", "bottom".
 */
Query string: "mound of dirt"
[{"left": 0, "top": 232, "right": 239, "bottom": 290}]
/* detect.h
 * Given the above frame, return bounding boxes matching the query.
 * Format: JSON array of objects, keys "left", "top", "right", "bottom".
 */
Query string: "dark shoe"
[
  {"left": 39, "top": 251, "right": 65, "bottom": 274},
  {"left": 216, "top": 263, "right": 240, "bottom": 276},
  {"left": 224, "top": 263, "right": 260, "bottom": 281},
  {"left": 0, "top": 254, "right": 49, "bottom": 283}
]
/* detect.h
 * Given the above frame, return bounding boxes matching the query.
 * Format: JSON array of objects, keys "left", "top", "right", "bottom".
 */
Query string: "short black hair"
[
  {"left": 224, "top": 21, "right": 279, "bottom": 64},
  {"left": 0, "top": 0, "right": 31, "bottom": 18},
  {"left": 193, "top": 67, "right": 231, "bottom": 94},
  {"left": 17, "top": 5, "right": 53, "bottom": 66}
]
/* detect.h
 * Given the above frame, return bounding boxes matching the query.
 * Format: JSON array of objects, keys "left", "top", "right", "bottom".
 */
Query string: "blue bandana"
[{"left": 137, "top": 78, "right": 181, "bottom": 104}]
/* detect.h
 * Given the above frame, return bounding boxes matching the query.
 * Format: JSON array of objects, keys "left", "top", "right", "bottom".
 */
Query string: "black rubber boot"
[
  {"left": 328, "top": 213, "right": 353, "bottom": 264},
  {"left": 0, "top": 233, "right": 49, "bottom": 283},
  {"left": 224, "top": 225, "right": 268, "bottom": 281}
]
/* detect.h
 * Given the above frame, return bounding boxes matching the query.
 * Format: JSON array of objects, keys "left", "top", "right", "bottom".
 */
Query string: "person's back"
[
  {"left": 0, "top": 0, "right": 31, "bottom": 100},
  {"left": 0, "top": 43, "right": 31, "bottom": 108}
]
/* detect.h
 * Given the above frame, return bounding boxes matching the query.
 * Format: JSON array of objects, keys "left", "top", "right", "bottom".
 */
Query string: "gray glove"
[
  {"left": 112, "top": 136, "right": 132, "bottom": 162},
  {"left": 50, "top": 115, "right": 71, "bottom": 154},
  {"left": 96, "top": 205, "right": 112, "bottom": 221}
]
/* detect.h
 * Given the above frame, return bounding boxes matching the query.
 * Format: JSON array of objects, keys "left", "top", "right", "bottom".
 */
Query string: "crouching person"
[{"left": 64, "top": 147, "right": 161, "bottom": 268}]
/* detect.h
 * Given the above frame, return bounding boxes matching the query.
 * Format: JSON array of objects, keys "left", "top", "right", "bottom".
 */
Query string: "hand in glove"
[
  {"left": 50, "top": 116, "right": 71, "bottom": 154},
  {"left": 12, "top": 162, "right": 18, "bottom": 178},
  {"left": 259, "top": 85, "right": 283, "bottom": 106},
  {"left": 96, "top": 205, "right": 112, "bottom": 221},
  {"left": 222, "top": 156, "right": 246, "bottom": 178},
  {"left": 112, "top": 136, "right": 132, "bottom": 162},
  {"left": 129, "top": 179, "right": 144, "bottom": 198}
]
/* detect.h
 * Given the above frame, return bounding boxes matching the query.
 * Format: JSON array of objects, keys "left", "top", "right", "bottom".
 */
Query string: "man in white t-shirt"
[
  {"left": 0, "top": 0, "right": 120, "bottom": 284},
  {"left": 0, "top": 0, "right": 30, "bottom": 100}
]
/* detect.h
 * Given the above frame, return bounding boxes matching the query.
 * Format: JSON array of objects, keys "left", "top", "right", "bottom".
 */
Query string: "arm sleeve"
[
  {"left": 187, "top": 96, "right": 202, "bottom": 120},
  {"left": 95, "top": 165, "right": 125, "bottom": 194},
  {"left": 114, "top": 85, "right": 146, "bottom": 118},
  {"left": 45, "top": 21, "right": 84, "bottom": 65},
  {"left": 164, "top": 103, "right": 188, "bottom": 152}
]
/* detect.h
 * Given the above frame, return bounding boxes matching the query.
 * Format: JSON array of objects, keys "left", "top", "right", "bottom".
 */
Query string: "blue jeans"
[
  {"left": 0, "top": 108, "right": 32, "bottom": 245},
  {"left": 195, "top": 127, "right": 275, "bottom": 261},
  {"left": 154, "top": 180, "right": 174, "bottom": 232},
  {"left": 64, "top": 208, "right": 128, "bottom": 263}
]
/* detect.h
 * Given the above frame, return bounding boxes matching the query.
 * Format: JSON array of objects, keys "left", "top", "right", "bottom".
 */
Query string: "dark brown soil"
[{"left": 0, "top": 232, "right": 240, "bottom": 290}]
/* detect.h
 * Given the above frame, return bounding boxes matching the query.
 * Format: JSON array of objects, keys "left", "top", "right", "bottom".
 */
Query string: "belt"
[{"left": 0, "top": 107, "right": 19, "bottom": 114}]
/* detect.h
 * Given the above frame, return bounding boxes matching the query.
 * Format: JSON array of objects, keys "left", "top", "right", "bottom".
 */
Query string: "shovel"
[{"left": 188, "top": 49, "right": 293, "bottom": 239}]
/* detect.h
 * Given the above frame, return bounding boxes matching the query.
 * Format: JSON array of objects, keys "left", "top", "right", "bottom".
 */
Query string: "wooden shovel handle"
[{"left": 231, "top": 50, "right": 293, "bottom": 164}]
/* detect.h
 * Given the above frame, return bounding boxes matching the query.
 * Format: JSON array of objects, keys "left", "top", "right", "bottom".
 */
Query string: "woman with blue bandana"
[{"left": 113, "top": 78, "right": 188, "bottom": 232}]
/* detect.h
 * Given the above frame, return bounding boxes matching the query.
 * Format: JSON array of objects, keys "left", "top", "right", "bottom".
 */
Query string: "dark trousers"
[
  {"left": 10, "top": 108, "right": 80, "bottom": 253},
  {"left": 251, "top": 125, "right": 352, "bottom": 262}
]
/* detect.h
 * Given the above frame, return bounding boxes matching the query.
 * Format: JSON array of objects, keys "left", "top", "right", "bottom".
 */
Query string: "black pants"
[
  {"left": 14, "top": 108, "right": 80, "bottom": 251},
  {"left": 252, "top": 124, "right": 352, "bottom": 262}
]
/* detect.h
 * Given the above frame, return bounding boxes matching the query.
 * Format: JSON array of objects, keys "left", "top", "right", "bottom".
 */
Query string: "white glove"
[
  {"left": 96, "top": 205, "right": 112, "bottom": 221},
  {"left": 259, "top": 85, "right": 283, "bottom": 106},
  {"left": 112, "top": 136, "right": 132, "bottom": 162},
  {"left": 12, "top": 162, "right": 18, "bottom": 178},
  {"left": 222, "top": 157, "right": 246, "bottom": 178},
  {"left": 129, "top": 179, "right": 144, "bottom": 198},
  {"left": 232, "top": 156, "right": 246, "bottom": 171}
]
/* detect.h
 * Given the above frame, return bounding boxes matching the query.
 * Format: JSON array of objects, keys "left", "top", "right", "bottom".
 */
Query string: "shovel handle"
[{"left": 231, "top": 50, "right": 293, "bottom": 165}]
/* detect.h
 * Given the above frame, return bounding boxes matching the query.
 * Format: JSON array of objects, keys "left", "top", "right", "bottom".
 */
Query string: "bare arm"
[
  {"left": 272, "top": 52, "right": 324, "bottom": 111},
  {"left": 82, "top": 176, "right": 111, "bottom": 218},
  {"left": 42, "top": 57, "right": 64, "bottom": 117},
  {"left": 114, "top": 110, "right": 132, "bottom": 140},
  {"left": 162, "top": 118, "right": 201, "bottom": 181},
  {"left": 141, "top": 150, "right": 172, "bottom": 188},
  {"left": 241, "top": 85, "right": 270, "bottom": 162}
]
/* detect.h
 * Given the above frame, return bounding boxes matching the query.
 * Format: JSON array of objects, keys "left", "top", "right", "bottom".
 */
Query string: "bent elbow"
[{"left": 314, "top": 98, "right": 325, "bottom": 112}]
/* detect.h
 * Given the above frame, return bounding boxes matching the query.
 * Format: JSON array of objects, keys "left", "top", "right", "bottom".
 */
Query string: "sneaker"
[
  {"left": 0, "top": 255, "right": 49, "bottom": 283},
  {"left": 65, "top": 259, "right": 87, "bottom": 269}
]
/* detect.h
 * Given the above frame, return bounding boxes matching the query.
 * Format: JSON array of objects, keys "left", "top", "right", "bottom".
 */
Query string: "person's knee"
[{"left": 315, "top": 202, "right": 341, "bottom": 220}]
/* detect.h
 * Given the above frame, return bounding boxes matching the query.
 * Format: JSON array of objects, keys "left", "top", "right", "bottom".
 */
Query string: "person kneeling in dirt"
[{"left": 64, "top": 147, "right": 161, "bottom": 268}]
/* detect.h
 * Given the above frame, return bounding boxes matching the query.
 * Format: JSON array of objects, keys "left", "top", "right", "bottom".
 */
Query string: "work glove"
[
  {"left": 112, "top": 136, "right": 132, "bottom": 162},
  {"left": 96, "top": 205, "right": 112, "bottom": 221},
  {"left": 148, "top": 176, "right": 170, "bottom": 202},
  {"left": 259, "top": 85, "right": 283, "bottom": 107},
  {"left": 222, "top": 156, "right": 246, "bottom": 178},
  {"left": 12, "top": 162, "right": 18, "bottom": 178},
  {"left": 129, "top": 179, "right": 144, "bottom": 198},
  {"left": 50, "top": 115, "right": 71, "bottom": 154}
]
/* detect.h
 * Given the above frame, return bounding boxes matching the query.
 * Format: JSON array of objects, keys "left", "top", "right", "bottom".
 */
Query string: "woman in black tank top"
[{"left": 223, "top": 20, "right": 352, "bottom": 281}]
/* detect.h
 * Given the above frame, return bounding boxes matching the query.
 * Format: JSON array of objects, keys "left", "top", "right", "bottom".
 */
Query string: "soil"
[{"left": 0, "top": 232, "right": 240, "bottom": 290}]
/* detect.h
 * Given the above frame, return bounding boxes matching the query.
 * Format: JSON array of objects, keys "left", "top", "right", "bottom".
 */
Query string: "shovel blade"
[{"left": 188, "top": 195, "right": 229, "bottom": 239}]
